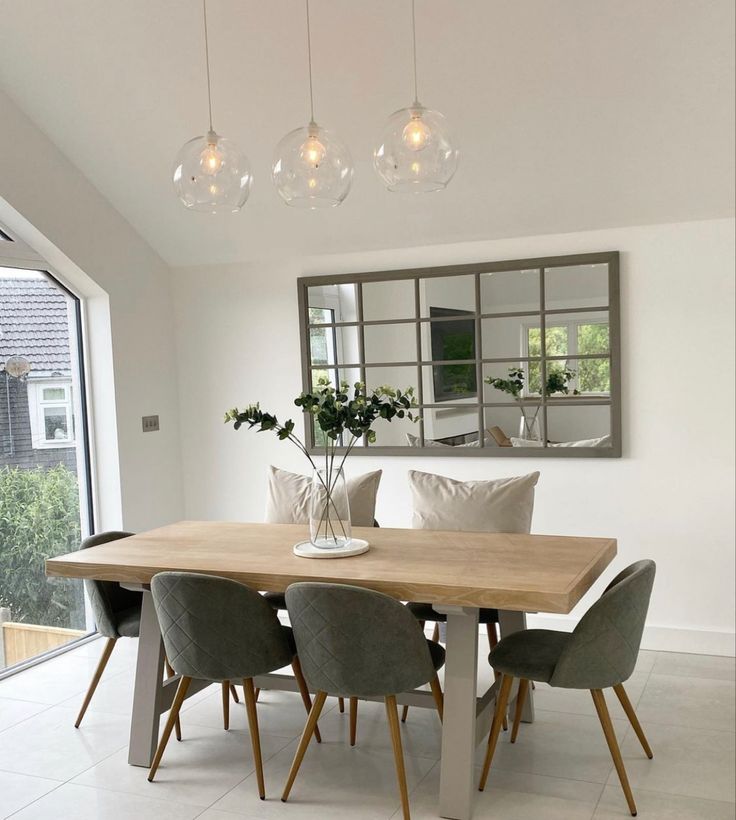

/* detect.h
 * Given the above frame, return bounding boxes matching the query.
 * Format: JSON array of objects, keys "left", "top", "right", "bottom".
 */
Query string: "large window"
[{"left": 0, "top": 243, "right": 93, "bottom": 674}]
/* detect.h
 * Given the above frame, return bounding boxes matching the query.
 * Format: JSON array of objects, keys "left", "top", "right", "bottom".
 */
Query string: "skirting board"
[{"left": 525, "top": 614, "right": 736, "bottom": 658}]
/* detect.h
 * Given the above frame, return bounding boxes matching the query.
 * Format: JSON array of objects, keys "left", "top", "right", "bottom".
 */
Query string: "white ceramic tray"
[{"left": 293, "top": 539, "right": 370, "bottom": 559}]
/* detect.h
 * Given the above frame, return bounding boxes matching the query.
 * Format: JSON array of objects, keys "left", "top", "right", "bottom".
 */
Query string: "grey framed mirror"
[{"left": 298, "top": 251, "right": 621, "bottom": 457}]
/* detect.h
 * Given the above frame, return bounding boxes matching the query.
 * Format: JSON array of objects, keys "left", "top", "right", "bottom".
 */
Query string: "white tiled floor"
[{"left": 0, "top": 639, "right": 733, "bottom": 819}]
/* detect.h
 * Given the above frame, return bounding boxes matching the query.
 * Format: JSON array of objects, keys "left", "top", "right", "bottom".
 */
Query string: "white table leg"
[
  {"left": 497, "top": 610, "right": 535, "bottom": 723},
  {"left": 433, "top": 604, "right": 479, "bottom": 820},
  {"left": 128, "top": 589, "right": 166, "bottom": 766}
]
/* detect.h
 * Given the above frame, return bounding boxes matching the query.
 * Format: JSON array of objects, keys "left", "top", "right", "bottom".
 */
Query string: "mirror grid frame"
[{"left": 297, "top": 251, "right": 621, "bottom": 458}]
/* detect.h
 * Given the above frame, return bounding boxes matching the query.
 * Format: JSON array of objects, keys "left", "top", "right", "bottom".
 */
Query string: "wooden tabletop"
[{"left": 46, "top": 521, "right": 616, "bottom": 613}]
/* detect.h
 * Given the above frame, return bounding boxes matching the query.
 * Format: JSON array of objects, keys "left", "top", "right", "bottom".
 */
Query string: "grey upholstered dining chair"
[
  {"left": 148, "top": 572, "right": 319, "bottom": 799},
  {"left": 282, "top": 582, "right": 445, "bottom": 820},
  {"left": 74, "top": 532, "right": 238, "bottom": 737},
  {"left": 74, "top": 531, "right": 139, "bottom": 728},
  {"left": 479, "top": 560, "right": 656, "bottom": 817}
]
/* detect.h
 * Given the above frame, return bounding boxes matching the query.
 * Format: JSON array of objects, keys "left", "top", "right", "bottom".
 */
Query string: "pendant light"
[
  {"left": 373, "top": 0, "right": 458, "bottom": 192},
  {"left": 272, "top": 0, "right": 353, "bottom": 208},
  {"left": 172, "top": 0, "right": 252, "bottom": 212}
]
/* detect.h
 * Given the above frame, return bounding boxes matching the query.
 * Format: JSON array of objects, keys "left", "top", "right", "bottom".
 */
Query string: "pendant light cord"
[
  {"left": 411, "top": 0, "right": 419, "bottom": 104},
  {"left": 203, "top": 0, "right": 214, "bottom": 132},
  {"left": 306, "top": 0, "right": 316, "bottom": 124}
]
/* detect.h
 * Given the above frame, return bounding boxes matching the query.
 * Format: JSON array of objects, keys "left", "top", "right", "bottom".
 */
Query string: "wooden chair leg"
[
  {"left": 486, "top": 622, "right": 499, "bottom": 651},
  {"left": 510, "top": 679, "right": 529, "bottom": 743},
  {"left": 243, "top": 678, "right": 266, "bottom": 799},
  {"left": 281, "top": 690, "right": 328, "bottom": 802},
  {"left": 591, "top": 689, "right": 637, "bottom": 816},
  {"left": 164, "top": 657, "right": 182, "bottom": 741},
  {"left": 401, "top": 703, "right": 410, "bottom": 723},
  {"left": 230, "top": 683, "right": 240, "bottom": 703},
  {"left": 613, "top": 683, "right": 653, "bottom": 759},
  {"left": 221, "top": 681, "right": 230, "bottom": 730},
  {"left": 338, "top": 696, "right": 345, "bottom": 713},
  {"left": 431, "top": 622, "right": 441, "bottom": 642},
  {"left": 254, "top": 687, "right": 260, "bottom": 702},
  {"left": 385, "top": 694, "right": 411, "bottom": 820},
  {"left": 349, "top": 697, "right": 359, "bottom": 746},
  {"left": 148, "top": 676, "right": 191, "bottom": 782},
  {"left": 430, "top": 674, "right": 444, "bottom": 722},
  {"left": 75, "top": 637, "right": 116, "bottom": 728},
  {"left": 479, "top": 674, "right": 514, "bottom": 791},
  {"left": 292, "top": 657, "right": 321, "bottom": 743}
]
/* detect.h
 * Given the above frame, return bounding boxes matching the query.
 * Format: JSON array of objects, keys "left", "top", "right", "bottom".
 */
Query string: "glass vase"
[
  {"left": 309, "top": 467, "right": 352, "bottom": 549},
  {"left": 518, "top": 408, "right": 542, "bottom": 441}
]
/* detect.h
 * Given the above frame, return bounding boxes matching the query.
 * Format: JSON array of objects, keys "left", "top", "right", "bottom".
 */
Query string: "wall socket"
[{"left": 142, "top": 415, "right": 160, "bottom": 433}]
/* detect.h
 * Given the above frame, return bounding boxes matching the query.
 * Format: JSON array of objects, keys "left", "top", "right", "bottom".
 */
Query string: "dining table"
[{"left": 46, "top": 521, "right": 616, "bottom": 820}]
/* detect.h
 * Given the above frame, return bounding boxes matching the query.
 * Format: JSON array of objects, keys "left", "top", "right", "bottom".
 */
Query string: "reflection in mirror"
[
  {"left": 308, "top": 283, "right": 358, "bottom": 323},
  {"left": 545, "top": 264, "right": 608, "bottom": 310},
  {"left": 419, "top": 275, "right": 475, "bottom": 317},
  {"left": 545, "top": 356, "right": 611, "bottom": 396},
  {"left": 364, "top": 322, "right": 416, "bottom": 364},
  {"left": 407, "top": 406, "right": 483, "bottom": 448},
  {"left": 546, "top": 405, "right": 612, "bottom": 448},
  {"left": 482, "top": 362, "right": 534, "bottom": 403},
  {"left": 483, "top": 404, "right": 543, "bottom": 447},
  {"left": 310, "top": 366, "right": 362, "bottom": 392},
  {"left": 480, "top": 269, "right": 540, "bottom": 314},
  {"left": 364, "top": 365, "right": 418, "bottom": 396},
  {"left": 482, "top": 315, "right": 538, "bottom": 360},
  {"left": 362, "top": 279, "right": 415, "bottom": 322},
  {"left": 423, "top": 361, "right": 477, "bottom": 404},
  {"left": 370, "top": 411, "right": 420, "bottom": 447},
  {"left": 524, "top": 311, "right": 610, "bottom": 358}
]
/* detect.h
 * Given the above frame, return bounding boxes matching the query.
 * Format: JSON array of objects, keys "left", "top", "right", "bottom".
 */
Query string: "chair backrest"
[
  {"left": 285, "top": 582, "right": 437, "bottom": 697},
  {"left": 151, "top": 572, "right": 294, "bottom": 681},
  {"left": 81, "top": 531, "right": 138, "bottom": 638},
  {"left": 550, "top": 560, "right": 656, "bottom": 690}
]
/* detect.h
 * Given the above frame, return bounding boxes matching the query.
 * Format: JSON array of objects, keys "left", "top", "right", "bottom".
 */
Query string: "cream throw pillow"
[
  {"left": 408, "top": 469, "right": 540, "bottom": 533},
  {"left": 509, "top": 435, "right": 611, "bottom": 448},
  {"left": 265, "top": 466, "right": 382, "bottom": 527}
]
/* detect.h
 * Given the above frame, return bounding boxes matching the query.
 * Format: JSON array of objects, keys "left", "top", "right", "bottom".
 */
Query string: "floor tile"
[
  {"left": 211, "top": 737, "right": 435, "bottom": 818},
  {"left": 651, "top": 652, "right": 736, "bottom": 682},
  {"left": 180, "top": 686, "right": 336, "bottom": 740},
  {"left": 0, "top": 705, "right": 129, "bottom": 781},
  {"left": 593, "top": 783, "right": 736, "bottom": 819},
  {"left": 610, "top": 722, "right": 736, "bottom": 803},
  {"left": 636, "top": 673, "right": 735, "bottom": 732},
  {"left": 0, "top": 770, "right": 61, "bottom": 819},
  {"left": 404, "top": 764, "right": 602, "bottom": 820},
  {"left": 7, "top": 782, "right": 202, "bottom": 820},
  {"left": 0, "top": 697, "right": 49, "bottom": 732},
  {"left": 531, "top": 673, "right": 649, "bottom": 720},
  {"left": 489, "top": 709, "right": 628, "bottom": 784},
  {"left": 73, "top": 723, "right": 293, "bottom": 808},
  {"left": 195, "top": 811, "right": 242, "bottom": 820}
]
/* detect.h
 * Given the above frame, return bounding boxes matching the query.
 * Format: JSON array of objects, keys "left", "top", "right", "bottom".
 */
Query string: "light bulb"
[
  {"left": 200, "top": 142, "right": 223, "bottom": 175},
  {"left": 307, "top": 177, "right": 318, "bottom": 190},
  {"left": 299, "top": 134, "right": 326, "bottom": 168},
  {"left": 401, "top": 114, "right": 431, "bottom": 152}
]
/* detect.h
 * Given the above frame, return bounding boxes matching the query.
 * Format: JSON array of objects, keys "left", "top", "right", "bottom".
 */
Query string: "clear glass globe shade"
[
  {"left": 172, "top": 131, "right": 252, "bottom": 213},
  {"left": 374, "top": 105, "right": 459, "bottom": 193},
  {"left": 272, "top": 123, "right": 353, "bottom": 208}
]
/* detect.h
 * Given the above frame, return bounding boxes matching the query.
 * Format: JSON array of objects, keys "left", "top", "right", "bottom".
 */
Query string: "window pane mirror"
[{"left": 299, "top": 252, "right": 620, "bottom": 456}]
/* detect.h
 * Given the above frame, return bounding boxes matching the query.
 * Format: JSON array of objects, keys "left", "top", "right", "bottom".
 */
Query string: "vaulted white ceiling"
[{"left": 0, "top": 0, "right": 733, "bottom": 268}]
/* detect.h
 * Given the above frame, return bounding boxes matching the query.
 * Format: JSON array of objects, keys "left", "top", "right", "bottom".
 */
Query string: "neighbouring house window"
[
  {"left": 524, "top": 319, "right": 611, "bottom": 395},
  {"left": 27, "top": 380, "right": 75, "bottom": 447}
]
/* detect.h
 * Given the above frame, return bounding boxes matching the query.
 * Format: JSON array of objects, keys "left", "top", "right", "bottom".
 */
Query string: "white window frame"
[
  {"left": 27, "top": 378, "right": 75, "bottom": 449},
  {"left": 521, "top": 318, "right": 610, "bottom": 397}
]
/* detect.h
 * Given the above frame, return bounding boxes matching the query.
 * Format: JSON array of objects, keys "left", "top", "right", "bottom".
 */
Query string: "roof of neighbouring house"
[{"left": 0, "top": 272, "right": 72, "bottom": 378}]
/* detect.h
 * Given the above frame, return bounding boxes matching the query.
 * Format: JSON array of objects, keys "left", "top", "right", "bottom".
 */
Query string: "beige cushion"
[
  {"left": 265, "top": 466, "right": 382, "bottom": 527},
  {"left": 408, "top": 469, "right": 540, "bottom": 533}
]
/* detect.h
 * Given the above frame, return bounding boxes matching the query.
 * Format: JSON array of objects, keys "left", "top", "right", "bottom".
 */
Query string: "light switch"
[{"left": 142, "top": 415, "right": 160, "bottom": 433}]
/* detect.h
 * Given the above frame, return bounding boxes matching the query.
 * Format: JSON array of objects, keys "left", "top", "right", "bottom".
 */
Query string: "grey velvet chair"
[
  {"left": 74, "top": 532, "right": 238, "bottom": 737},
  {"left": 282, "top": 582, "right": 445, "bottom": 820},
  {"left": 148, "top": 572, "right": 320, "bottom": 799},
  {"left": 74, "top": 531, "right": 140, "bottom": 728},
  {"left": 479, "top": 560, "right": 656, "bottom": 817}
]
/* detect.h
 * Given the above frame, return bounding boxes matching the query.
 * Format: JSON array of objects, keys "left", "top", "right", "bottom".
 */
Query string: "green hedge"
[{"left": 0, "top": 465, "right": 85, "bottom": 629}]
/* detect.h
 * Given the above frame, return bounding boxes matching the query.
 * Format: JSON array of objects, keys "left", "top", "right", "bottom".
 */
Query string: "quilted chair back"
[
  {"left": 81, "top": 531, "right": 139, "bottom": 638},
  {"left": 285, "top": 582, "right": 437, "bottom": 698},
  {"left": 151, "top": 572, "right": 294, "bottom": 682},
  {"left": 550, "top": 560, "right": 656, "bottom": 690}
]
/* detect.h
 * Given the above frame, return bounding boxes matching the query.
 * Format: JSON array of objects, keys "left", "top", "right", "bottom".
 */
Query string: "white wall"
[
  {"left": 173, "top": 218, "right": 735, "bottom": 655},
  {"left": 0, "top": 89, "right": 184, "bottom": 532}
]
